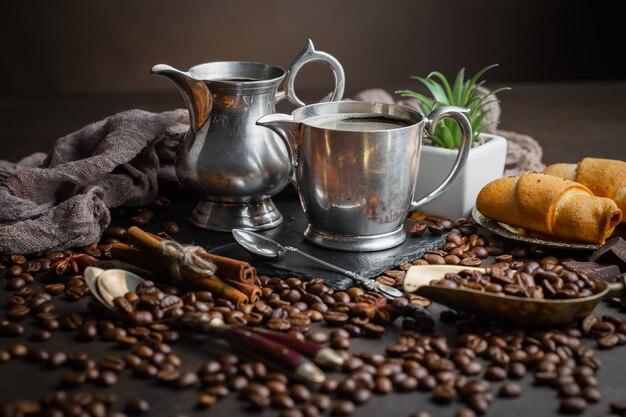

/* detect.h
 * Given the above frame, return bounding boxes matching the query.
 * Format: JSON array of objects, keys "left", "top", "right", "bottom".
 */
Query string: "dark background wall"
[{"left": 1, "top": 0, "right": 622, "bottom": 99}]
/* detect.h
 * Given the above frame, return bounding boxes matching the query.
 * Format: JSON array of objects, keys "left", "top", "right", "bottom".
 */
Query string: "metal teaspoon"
[{"left": 232, "top": 229, "right": 404, "bottom": 299}]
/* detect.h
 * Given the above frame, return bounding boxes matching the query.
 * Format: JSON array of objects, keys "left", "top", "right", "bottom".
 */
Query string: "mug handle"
[
  {"left": 275, "top": 39, "right": 345, "bottom": 107},
  {"left": 410, "top": 106, "right": 473, "bottom": 210}
]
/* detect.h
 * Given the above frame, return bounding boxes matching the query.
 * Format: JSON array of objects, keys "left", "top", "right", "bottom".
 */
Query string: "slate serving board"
[{"left": 127, "top": 191, "right": 447, "bottom": 290}]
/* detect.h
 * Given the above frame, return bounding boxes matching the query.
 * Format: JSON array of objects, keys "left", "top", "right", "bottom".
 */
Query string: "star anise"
[{"left": 51, "top": 253, "right": 98, "bottom": 277}]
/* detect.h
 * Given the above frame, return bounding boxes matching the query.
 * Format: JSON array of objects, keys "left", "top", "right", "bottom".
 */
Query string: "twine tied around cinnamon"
[{"left": 159, "top": 240, "right": 217, "bottom": 281}]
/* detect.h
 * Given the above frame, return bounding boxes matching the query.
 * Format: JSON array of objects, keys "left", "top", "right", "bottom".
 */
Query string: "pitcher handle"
[
  {"left": 276, "top": 39, "right": 345, "bottom": 107},
  {"left": 410, "top": 106, "right": 473, "bottom": 210}
]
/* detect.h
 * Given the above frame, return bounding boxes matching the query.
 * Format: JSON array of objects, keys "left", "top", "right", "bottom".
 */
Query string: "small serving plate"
[{"left": 471, "top": 207, "right": 601, "bottom": 251}]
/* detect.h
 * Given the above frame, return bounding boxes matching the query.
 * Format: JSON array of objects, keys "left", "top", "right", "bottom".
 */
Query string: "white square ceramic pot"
[{"left": 413, "top": 133, "right": 507, "bottom": 220}]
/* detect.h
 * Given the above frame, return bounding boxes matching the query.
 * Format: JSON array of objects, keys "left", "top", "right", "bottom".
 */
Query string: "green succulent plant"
[{"left": 397, "top": 64, "right": 510, "bottom": 149}]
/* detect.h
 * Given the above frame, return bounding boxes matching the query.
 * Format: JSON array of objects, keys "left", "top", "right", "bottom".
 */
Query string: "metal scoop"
[
  {"left": 84, "top": 267, "right": 339, "bottom": 383},
  {"left": 232, "top": 229, "right": 404, "bottom": 299},
  {"left": 403, "top": 265, "right": 626, "bottom": 327}
]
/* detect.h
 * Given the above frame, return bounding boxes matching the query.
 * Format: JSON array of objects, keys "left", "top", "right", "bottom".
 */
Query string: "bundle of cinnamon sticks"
[{"left": 110, "top": 227, "right": 260, "bottom": 307}]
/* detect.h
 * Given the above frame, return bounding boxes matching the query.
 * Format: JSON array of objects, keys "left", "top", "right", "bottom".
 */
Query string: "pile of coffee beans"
[
  {"left": 2, "top": 201, "right": 626, "bottom": 417},
  {"left": 112, "top": 280, "right": 184, "bottom": 324},
  {"left": 431, "top": 260, "right": 601, "bottom": 300}
]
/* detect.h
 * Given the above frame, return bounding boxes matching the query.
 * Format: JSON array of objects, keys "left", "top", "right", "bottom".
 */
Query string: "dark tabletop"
[{"left": 1, "top": 83, "right": 626, "bottom": 417}]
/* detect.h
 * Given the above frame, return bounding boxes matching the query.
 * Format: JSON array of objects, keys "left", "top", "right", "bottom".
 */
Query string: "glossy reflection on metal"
[
  {"left": 151, "top": 40, "right": 345, "bottom": 231},
  {"left": 257, "top": 101, "right": 472, "bottom": 251},
  {"left": 404, "top": 265, "right": 626, "bottom": 328},
  {"left": 303, "top": 224, "right": 406, "bottom": 252},
  {"left": 189, "top": 199, "right": 283, "bottom": 232},
  {"left": 232, "top": 228, "right": 285, "bottom": 258}
]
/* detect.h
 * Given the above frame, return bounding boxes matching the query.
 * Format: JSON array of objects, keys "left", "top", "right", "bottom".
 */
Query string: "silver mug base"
[
  {"left": 188, "top": 198, "right": 283, "bottom": 232},
  {"left": 303, "top": 225, "right": 406, "bottom": 252}
]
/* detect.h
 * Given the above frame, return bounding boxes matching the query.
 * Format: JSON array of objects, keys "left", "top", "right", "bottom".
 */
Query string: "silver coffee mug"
[{"left": 257, "top": 101, "right": 472, "bottom": 251}]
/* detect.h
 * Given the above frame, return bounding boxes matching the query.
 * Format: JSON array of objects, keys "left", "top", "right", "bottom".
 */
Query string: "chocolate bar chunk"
[
  {"left": 562, "top": 261, "right": 621, "bottom": 282},
  {"left": 588, "top": 237, "right": 626, "bottom": 272}
]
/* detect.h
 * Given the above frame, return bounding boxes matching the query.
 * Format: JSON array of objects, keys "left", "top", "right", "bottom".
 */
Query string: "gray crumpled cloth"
[{"left": 0, "top": 109, "right": 188, "bottom": 254}]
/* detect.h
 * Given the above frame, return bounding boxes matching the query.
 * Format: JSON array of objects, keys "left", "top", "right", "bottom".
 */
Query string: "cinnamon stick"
[
  {"left": 127, "top": 226, "right": 258, "bottom": 284},
  {"left": 219, "top": 278, "right": 261, "bottom": 303},
  {"left": 197, "top": 252, "right": 259, "bottom": 285},
  {"left": 110, "top": 243, "right": 249, "bottom": 308}
]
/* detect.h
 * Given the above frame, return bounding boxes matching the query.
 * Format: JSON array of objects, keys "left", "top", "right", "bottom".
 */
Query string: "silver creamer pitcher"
[
  {"left": 151, "top": 40, "right": 345, "bottom": 231},
  {"left": 257, "top": 102, "right": 472, "bottom": 251}
]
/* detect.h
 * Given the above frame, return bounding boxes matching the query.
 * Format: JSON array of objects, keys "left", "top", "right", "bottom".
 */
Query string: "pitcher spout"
[
  {"left": 151, "top": 64, "right": 212, "bottom": 133},
  {"left": 256, "top": 114, "right": 301, "bottom": 169}
]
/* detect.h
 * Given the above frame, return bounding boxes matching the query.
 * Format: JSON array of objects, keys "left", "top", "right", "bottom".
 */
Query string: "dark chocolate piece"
[
  {"left": 587, "top": 237, "right": 626, "bottom": 272},
  {"left": 562, "top": 261, "right": 621, "bottom": 282}
]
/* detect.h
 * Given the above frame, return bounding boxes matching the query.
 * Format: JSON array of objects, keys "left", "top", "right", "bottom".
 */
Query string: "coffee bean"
[
  {"left": 162, "top": 221, "right": 181, "bottom": 235},
  {"left": 134, "top": 363, "right": 158, "bottom": 378},
  {"left": 130, "top": 310, "right": 154, "bottom": 325},
  {"left": 97, "top": 370, "right": 118, "bottom": 386},
  {"left": 558, "top": 382, "right": 581, "bottom": 397},
  {"left": 78, "top": 321, "right": 98, "bottom": 341},
  {"left": 99, "top": 356, "right": 126, "bottom": 372},
  {"left": 26, "top": 347, "right": 49, "bottom": 362},
  {"left": 423, "top": 253, "right": 445, "bottom": 265},
  {"left": 456, "top": 408, "right": 477, "bottom": 417},
  {"left": 174, "top": 372, "right": 198, "bottom": 389},
  {"left": 351, "top": 387, "right": 371, "bottom": 405},
  {"left": 248, "top": 393, "right": 271, "bottom": 410},
  {"left": 331, "top": 400, "right": 355, "bottom": 416},
  {"left": 197, "top": 394, "right": 218, "bottom": 408},
  {"left": 274, "top": 384, "right": 302, "bottom": 404},
  {"left": 610, "top": 400, "right": 626, "bottom": 414},
  {"left": 1, "top": 322, "right": 24, "bottom": 337},
  {"left": 206, "top": 386, "right": 229, "bottom": 399},
  {"left": 156, "top": 368, "right": 180, "bottom": 383},
  {"left": 409, "top": 412, "right": 432, "bottom": 417},
  {"left": 428, "top": 224, "right": 446, "bottom": 235},
  {"left": 432, "top": 384, "right": 457, "bottom": 403},
  {"left": 498, "top": 382, "right": 522, "bottom": 398},
  {"left": 311, "top": 394, "right": 332, "bottom": 411},
  {"left": 272, "top": 393, "right": 295, "bottom": 409},
  {"left": 267, "top": 318, "right": 292, "bottom": 331},
  {"left": 560, "top": 397, "right": 587, "bottom": 414},
  {"left": 131, "top": 215, "right": 151, "bottom": 226},
  {"left": 361, "top": 322, "right": 385, "bottom": 338},
  {"left": 6, "top": 276, "right": 26, "bottom": 290},
  {"left": 43, "top": 283, "right": 65, "bottom": 296},
  {"left": 7, "top": 305, "right": 30, "bottom": 321},
  {"left": 409, "top": 222, "right": 427, "bottom": 236},
  {"left": 582, "top": 386, "right": 601, "bottom": 403},
  {"left": 597, "top": 333, "right": 619, "bottom": 349},
  {"left": 125, "top": 398, "right": 150, "bottom": 415},
  {"left": 324, "top": 312, "right": 349, "bottom": 326},
  {"left": 467, "top": 394, "right": 491, "bottom": 415},
  {"left": 305, "top": 331, "right": 328, "bottom": 344},
  {"left": 133, "top": 345, "right": 154, "bottom": 359},
  {"left": 374, "top": 376, "right": 393, "bottom": 394},
  {"left": 30, "top": 328, "right": 52, "bottom": 342},
  {"left": 8, "top": 343, "right": 27, "bottom": 358},
  {"left": 113, "top": 297, "right": 134, "bottom": 315},
  {"left": 198, "top": 360, "right": 221, "bottom": 375},
  {"left": 62, "top": 370, "right": 87, "bottom": 386},
  {"left": 47, "top": 352, "right": 67, "bottom": 367},
  {"left": 484, "top": 366, "right": 507, "bottom": 381}
]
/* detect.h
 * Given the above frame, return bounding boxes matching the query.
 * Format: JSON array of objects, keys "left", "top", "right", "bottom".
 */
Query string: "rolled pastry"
[
  {"left": 476, "top": 172, "right": 622, "bottom": 244},
  {"left": 544, "top": 158, "right": 626, "bottom": 221}
]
